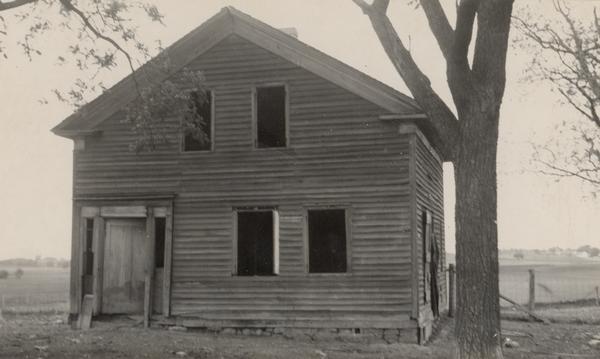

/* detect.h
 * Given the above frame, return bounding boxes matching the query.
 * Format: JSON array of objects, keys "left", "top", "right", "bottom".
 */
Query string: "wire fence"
[{"left": 500, "top": 269, "right": 600, "bottom": 306}]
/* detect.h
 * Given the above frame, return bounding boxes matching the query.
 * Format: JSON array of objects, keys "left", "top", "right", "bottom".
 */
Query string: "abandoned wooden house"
[{"left": 52, "top": 7, "right": 448, "bottom": 342}]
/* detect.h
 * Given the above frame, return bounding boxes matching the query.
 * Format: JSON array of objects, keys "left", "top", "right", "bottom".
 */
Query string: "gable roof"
[
  {"left": 52, "top": 7, "right": 444, "bottom": 154},
  {"left": 52, "top": 7, "right": 421, "bottom": 134}
]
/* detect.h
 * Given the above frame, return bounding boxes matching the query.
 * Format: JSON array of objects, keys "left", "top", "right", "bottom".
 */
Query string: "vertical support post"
[
  {"left": 528, "top": 269, "right": 535, "bottom": 312},
  {"left": 70, "top": 205, "right": 84, "bottom": 326},
  {"left": 92, "top": 216, "right": 105, "bottom": 315},
  {"left": 448, "top": 264, "right": 455, "bottom": 318},
  {"left": 595, "top": 286, "right": 599, "bottom": 307},
  {"left": 144, "top": 208, "right": 156, "bottom": 328},
  {"left": 408, "top": 133, "right": 419, "bottom": 320},
  {"left": 163, "top": 205, "right": 173, "bottom": 317}
]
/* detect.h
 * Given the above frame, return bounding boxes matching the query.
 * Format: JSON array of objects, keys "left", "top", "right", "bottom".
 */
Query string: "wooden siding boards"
[
  {"left": 53, "top": 7, "right": 424, "bottom": 138},
  {"left": 72, "top": 35, "right": 417, "bottom": 328},
  {"left": 414, "top": 130, "right": 447, "bottom": 316}
]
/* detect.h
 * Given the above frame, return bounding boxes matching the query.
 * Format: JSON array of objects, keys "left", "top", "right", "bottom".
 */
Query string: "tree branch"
[
  {"left": 537, "top": 157, "right": 600, "bottom": 185},
  {"left": 443, "top": 0, "right": 480, "bottom": 110},
  {"left": 0, "top": 0, "right": 37, "bottom": 12},
  {"left": 59, "top": 0, "right": 136, "bottom": 76},
  {"left": 555, "top": 0, "right": 600, "bottom": 105},
  {"left": 419, "top": 0, "right": 454, "bottom": 60},
  {"left": 353, "top": 0, "right": 460, "bottom": 158},
  {"left": 453, "top": 0, "right": 478, "bottom": 66},
  {"left": 472, "top": 0, "right": 515, "bottom": 98},
  {"left": 372, "top": 0, "right": 389, "bottom": 14}
]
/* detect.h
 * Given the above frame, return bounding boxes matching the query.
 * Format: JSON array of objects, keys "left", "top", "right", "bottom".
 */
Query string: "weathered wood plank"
[
  {"left": 78, "top": 295, "right": 94, "bottom": 330},
  {"left": 101, "top": 206, "right": 147, "bottom": 218}
]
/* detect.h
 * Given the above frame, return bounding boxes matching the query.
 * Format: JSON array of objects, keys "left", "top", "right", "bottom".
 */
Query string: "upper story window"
[
  {"left": 255, "top": 85, "right": 287, "bottom": 148},
  {"left": 183, "top": 90, "right": 213, "bottom": 152}
]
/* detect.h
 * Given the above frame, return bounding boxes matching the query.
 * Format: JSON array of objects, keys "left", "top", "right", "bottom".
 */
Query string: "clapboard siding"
[
  {"left": 74, "top": 35, "right": 416, "bottom": 326},
  {"left": 414, "top": 134, "right": 446, "bottom": 310}
]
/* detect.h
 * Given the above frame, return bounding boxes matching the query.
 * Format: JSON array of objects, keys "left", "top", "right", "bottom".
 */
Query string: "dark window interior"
[
  {"left": 237, "top": 211, "right": 274, "bottom": 276},
  {"left": 256, "top": 86, "right": 286, "bottom": 148},
  {"left": 184, "top": 90, "right": 212, "bottom": 151},
  {"left": 308, "top": 209, "right": 347, "bottom": 273},
  {"left": 155, "top": 217, "right": 166, "bottom": 269},
  {"left": 84, "top": 218, "right": 94, "bottom": 276}
]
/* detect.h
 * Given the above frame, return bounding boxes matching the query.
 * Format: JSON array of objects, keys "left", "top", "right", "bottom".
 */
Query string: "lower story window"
[
  {"left": 308, "top": 209, "right": 348, "bottom": 273},
  {"left": 237, "top": 210, "right": 279, "bottom": 276}
]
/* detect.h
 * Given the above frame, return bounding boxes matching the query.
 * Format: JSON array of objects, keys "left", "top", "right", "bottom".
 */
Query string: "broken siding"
[
  {"left": 75, "top": 35, "right": 414, "bottom": 326},
  {"left": 414, "top": 133, "right": 446, "bottom": 310}
]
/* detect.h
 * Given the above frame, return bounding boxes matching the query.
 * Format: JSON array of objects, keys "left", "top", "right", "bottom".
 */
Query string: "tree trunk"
[{"left": 454, "top": 106, "right": 503, "bottom": 359}]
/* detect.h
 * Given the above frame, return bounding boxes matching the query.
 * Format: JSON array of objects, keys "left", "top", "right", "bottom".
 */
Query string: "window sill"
[
  {"left": 306, "top": 272, "right": 351, "bottom": 277},
  {"left": 253, "top": 146, "right": 290, "bottom": 151},
  {"left": 179, "top": 149, "right": 214, "bottom": 155},
  {"left": 229, "top": 274, "right": 280, "bottom": 280}
]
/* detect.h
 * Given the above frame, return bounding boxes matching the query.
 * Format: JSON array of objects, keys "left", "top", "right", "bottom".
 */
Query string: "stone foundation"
[{"left": 161, "top": 324, "right": 420, "bottom": 344}]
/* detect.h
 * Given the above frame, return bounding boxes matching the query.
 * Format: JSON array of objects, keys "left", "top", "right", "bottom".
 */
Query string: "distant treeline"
[
  {"left": 0, "top": 257, "right": 70, "bottom": 268},
  {"left": 502, "top": 245, "right": 600, "bottom": 259}
]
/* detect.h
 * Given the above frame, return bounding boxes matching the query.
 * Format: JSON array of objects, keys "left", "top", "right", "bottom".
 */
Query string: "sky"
[{"left": 1, "top": 0, "right": 599, "bottom": 260}]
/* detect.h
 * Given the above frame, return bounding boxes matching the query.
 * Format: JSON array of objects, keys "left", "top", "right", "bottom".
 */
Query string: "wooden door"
[{"left": 102, "top": 218, "right": 146, "bottom": 314}]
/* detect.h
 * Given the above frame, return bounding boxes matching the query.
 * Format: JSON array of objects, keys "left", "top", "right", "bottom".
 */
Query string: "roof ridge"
[{"left": 225, "top": 6, "right": 418, "bottom": 109}]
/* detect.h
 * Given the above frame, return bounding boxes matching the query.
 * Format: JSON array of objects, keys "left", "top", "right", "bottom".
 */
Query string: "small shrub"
[
  {"left": 14, "top": 268, "right": 24, "bottom": 279},
  {"left": 0, "top": 270, "right": 9, "bottom": 279}
]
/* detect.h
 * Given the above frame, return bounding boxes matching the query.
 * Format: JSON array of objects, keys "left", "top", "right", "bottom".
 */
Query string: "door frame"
[{"left": 72, "top": 197, "right": 174, "bottom": 321}]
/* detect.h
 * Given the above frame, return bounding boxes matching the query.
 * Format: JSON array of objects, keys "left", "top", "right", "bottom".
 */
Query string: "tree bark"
[{"left": 454, "top": 104, "right": 503, "bottom": 359}]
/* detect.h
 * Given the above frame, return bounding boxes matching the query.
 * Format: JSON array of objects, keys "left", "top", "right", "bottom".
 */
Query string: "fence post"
[
  {"left": 528, "top": 269, "right": 535, "bottom": 312},
  {"left": 448, "top": 264, "right": 455, "bottom": 318}
]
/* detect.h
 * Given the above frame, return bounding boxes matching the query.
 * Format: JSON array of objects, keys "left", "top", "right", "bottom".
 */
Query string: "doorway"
[{"left": 422, "top": 210, "right": 440, "bottom": 317}]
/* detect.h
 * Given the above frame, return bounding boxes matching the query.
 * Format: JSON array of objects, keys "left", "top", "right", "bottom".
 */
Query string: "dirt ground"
[{"left": 1, "top": 313, "right": 599, "bottom": 359}]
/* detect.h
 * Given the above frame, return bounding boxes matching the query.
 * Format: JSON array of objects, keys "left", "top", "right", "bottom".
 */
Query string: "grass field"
[
  {"left": 0, "top": 266, "right": 69, "bottom": 313},
  {"left": 447, "top": 254, "right": 600, "bottom": 305},
  {"left": 500, "top": 261, "right": 600, "bottom": 304},
  {"left": 1, "top": 256, "right": 599, "bottom": 313},
  {"left": 498, "top": 256, "right": 600, "bottom": 305}
]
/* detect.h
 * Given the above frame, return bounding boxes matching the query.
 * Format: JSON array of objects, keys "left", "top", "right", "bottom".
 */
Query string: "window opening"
[
  {"left": 183, "top": 90, "right": 212, "bottom": 151},
  {"left": 256, "top": 86, "right": 286, "bottom": 148},
  {"left": 237, "top": 210, "right": 279, "bottom": 276},
  {"left": 308, "top": 209, "right": 347, "bottom": 273}
]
